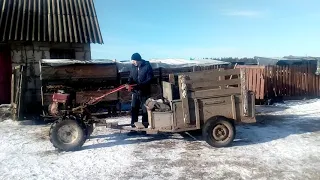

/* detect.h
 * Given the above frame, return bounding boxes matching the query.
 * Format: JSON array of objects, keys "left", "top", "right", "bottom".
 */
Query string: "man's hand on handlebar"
[{"left": 125, "top": 84, "right": 136, "bottom": 91}]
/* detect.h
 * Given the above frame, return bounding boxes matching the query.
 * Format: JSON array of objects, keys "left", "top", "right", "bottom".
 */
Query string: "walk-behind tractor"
[{"left": 49, "top": 68, "right": 256, "bottom": 151}]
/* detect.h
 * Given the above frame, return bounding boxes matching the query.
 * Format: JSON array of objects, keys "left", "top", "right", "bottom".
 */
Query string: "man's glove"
[{"left": 125, "top": 84, "right": 135, "bottom": 92}]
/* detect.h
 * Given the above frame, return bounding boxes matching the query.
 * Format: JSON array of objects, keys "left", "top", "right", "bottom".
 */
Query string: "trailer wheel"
[
  {"left": 202, "top": 116, "right": 235, "bottom": 148},
  {"left": 49, "top": 118, "right": 87, "bottom": 151}
]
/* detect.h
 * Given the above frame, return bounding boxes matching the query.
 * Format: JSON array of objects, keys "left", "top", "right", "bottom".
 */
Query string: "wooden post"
[
  {"left": 240, "top": 68, "right": 248, "bottom": 116},
  {"left": 168, "top": 74, "right": 175, "bottom": 84},
  {"left": 159, "top": 67, "right": 163, "bottom": 96},
  {"left": 11, "top": 67, "right": 15, "bottom": 105}
]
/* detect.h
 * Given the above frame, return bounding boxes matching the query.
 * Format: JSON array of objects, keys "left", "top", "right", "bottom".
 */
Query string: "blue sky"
[{"left": 91, "top": 0, "right": 320, "bottom": 60}]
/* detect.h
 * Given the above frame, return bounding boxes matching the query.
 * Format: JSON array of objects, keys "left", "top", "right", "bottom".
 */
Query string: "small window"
[{"left": 50, "top": 49, "right": 75, "bottom": 59}]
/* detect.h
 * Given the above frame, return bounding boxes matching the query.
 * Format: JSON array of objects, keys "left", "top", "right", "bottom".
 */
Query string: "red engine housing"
[
  {"left": 52, "top": 93, "right": 70, "bottom": 103},
  {"left": 49, "top": 92, "right": 71, "bottom": 116}
]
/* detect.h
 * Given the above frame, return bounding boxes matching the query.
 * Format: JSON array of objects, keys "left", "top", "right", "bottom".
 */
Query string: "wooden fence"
[{"left": 237, "top": 64, "right": 320, "bottom": 101}]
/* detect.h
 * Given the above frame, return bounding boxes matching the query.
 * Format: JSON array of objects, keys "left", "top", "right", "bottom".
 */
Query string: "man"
[{"left": 126, "top": 53, "right": 154, "bottom": 133}]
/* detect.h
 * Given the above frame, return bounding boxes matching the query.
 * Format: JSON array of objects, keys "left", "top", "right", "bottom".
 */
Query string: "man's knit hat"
[{"left": 131, "top": 53, "right": 142, "bottom": 61}]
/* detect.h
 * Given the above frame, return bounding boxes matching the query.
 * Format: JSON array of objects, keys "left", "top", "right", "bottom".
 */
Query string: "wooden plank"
[
  {"left": 288, "top": 66, "right": 292, "bottom": 96},
  {"left": 292, "top": 66, "right": 298, "bottom": 96},
  {"left": 282, "top": 65, "right": 285, "bottom": 96},
  {"left": 258, "top": 68, "right": 262, "bottom": 100},
  {"left": 17, "top": 66, "right": 25, "bottom": 121},
  {"left": 298, "top": 65, "right": 302, "bottom": 96},
  {"left": 260, "top": 68, "right": 265, "bottom": 100},
  {"left": 252, "top": 68, "right": 257, "bottom": 97},
  {"left": 236, "top": 65, "right": 265, "bottom": 69},
  {"left": 312, "top": 64, "right": 316, "bottom": 96},
  {"left": 255, "top": 69, "right": 259, "bottom": 99},
  {"left": 270, "top": 66, "right": 275, "bottom": 97},
  {"left": 11, "top": 69, "right": 15, "bottom": 105},
  {"left": 305, "top": 65, "right": 308, "bottom": 96},
  {"left": 300, "top": 65, "right": 304, "bottom": 96},
  {"left": 285, "top": 65, "right": 288, "bottom": 95},
  {"left": 264, "top": 66, "right": 269, "bottom": 99},
  {"left": 278, "top": 66, "right": 282, "bottom": 96},
  {"left": 309, "top": 64, "right": 312, "bottom": 96},
  {"left": 310, "top": 64, "right": 313, "bottom": 96},
  {"left": 191, "top": 87, "right": 241, "bottom": 99},
  {"left": 317, "top": 75, "right": 320, "bottom": 96},
  {"left": 301, "top": 65, "right": 305, "bottom": 96},
  {"left": 248, "top": 69, "right": 253, "bottom": 92},
  {"left": 296, "top": 65, "right": 299, "bottom": 96},
  {"left": 246, "top": 69, "right": 249, "bottom": 91},
  {"left": 303, "top": 65, "right": 306, "bottom": 96},
  {"left": 187, "top": 78, "right": 240, "bottom": 89},
  {"left": 316, "top": 75, "right": 320, "bottom": 96},
  {"left": 240, "top": 69, "right": 248, "bottom": 116},
  {"left": 284, "top": 66, "right": 287, "bottom": 96},
  {"left": 183, "top": 68, "right": 240, "bottom": 82},
  {"left": 305, "top": 64, "right": 308, "bottom": 95},
  {"left": 277, "top": 66, "right": 281, "bottom": 96},
  {"left": 295, "top": 65, "right": 298, "bottom": 96},
  {"left": 230, "top": 95, "right": 237, "bottom": 119}
]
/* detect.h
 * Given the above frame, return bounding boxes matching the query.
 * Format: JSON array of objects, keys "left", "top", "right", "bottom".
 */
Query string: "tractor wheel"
[
  {"left": 202, "top": 116, "right": 235, "bottom": 148},
  {"left": 49, "top": 118, "right": 87, "bottom": 151}
]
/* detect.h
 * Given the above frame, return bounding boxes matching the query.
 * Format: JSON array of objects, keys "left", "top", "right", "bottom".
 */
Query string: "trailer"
[{"left": 49, "top": 68, "right": 256, "bottom": 151}]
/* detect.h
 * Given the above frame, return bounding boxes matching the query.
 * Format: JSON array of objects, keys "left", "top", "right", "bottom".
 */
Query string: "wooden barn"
[{"left": 0, "top": 0, "right": 103, "bottom": 116}]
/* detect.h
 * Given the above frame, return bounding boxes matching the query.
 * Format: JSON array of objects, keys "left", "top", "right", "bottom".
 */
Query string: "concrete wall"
[{"left": 9, "top": 41, "right": 91, "bottom": 107}]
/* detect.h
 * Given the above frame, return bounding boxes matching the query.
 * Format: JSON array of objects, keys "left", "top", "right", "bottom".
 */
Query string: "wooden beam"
[
  {"left": 240, "top": 68, "right": 248, "bottom": 116},
  {"left": 178, "top": 75, "right": 190, "bottom": 125}
]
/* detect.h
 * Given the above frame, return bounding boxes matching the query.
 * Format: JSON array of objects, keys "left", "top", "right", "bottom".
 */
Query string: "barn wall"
[{"left": 9, "top": 41, "right": 91, "bottom": 108}]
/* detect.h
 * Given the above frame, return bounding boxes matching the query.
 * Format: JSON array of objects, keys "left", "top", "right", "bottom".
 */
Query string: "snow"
[
  {"left": 40, "top": 58, "right": 230, "bottom": 73},
  {"left": 1, "top": 99, "right": 320, "bottom": 180},
  {"left": 117, "top": 58, "right": 230, "bottom": 72}
]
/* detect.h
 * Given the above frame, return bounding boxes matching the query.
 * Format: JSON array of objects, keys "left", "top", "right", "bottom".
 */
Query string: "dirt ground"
[{"left": 0, "top": 99, "right": 320, "bottom": 180}]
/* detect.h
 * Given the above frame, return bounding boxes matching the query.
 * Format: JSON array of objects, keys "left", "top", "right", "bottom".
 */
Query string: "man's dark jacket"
[{"left": 128, "top": 60, "right": 154, "bottom": 96}]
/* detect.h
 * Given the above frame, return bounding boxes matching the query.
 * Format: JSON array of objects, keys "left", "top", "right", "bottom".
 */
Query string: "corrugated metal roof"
[{"left": 0, "top": 0, "right": 103, "bottom": 44}]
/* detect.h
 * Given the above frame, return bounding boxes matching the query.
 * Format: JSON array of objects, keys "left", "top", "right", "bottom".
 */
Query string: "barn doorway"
[{"left": 0, "top": 45, "right": 12, "bottom": 104}]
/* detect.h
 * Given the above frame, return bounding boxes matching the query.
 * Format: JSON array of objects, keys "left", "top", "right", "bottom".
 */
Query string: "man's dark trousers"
[{"left": 131, "top": 92, "right": 149, "bottom": 128}]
